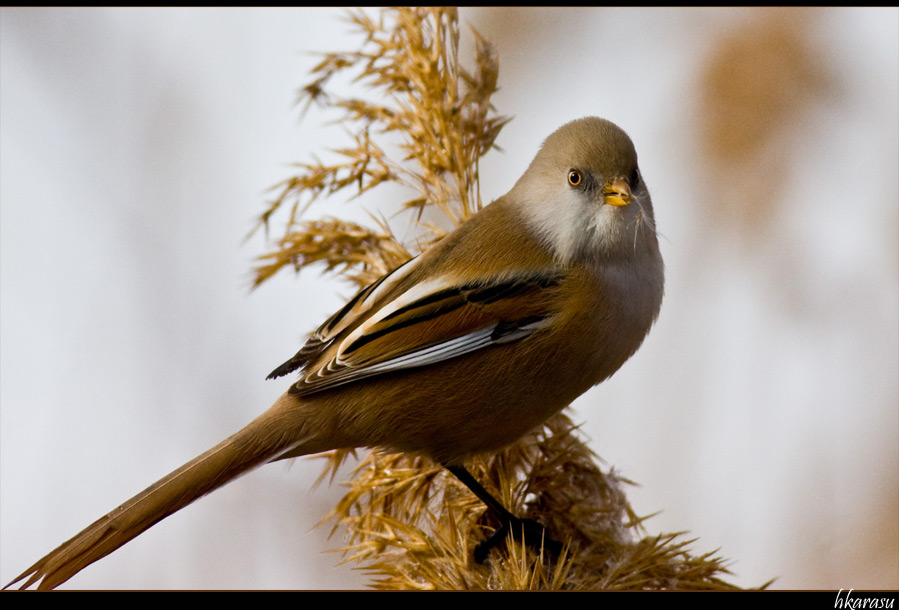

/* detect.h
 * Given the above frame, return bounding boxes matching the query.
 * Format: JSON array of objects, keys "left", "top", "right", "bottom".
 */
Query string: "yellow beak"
[{"left": 602, "top": 178, "right": 632, "bottom": 207}]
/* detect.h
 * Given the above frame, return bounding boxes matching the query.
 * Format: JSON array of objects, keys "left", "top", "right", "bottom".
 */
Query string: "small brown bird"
[{"left": 8, "top": 117, "right": 664, "bottom": 590}]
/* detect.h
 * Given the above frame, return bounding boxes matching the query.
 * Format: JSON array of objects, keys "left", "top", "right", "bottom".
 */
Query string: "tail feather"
[{"left": 6, "top": 403, "right": 305, "bottom": 590}]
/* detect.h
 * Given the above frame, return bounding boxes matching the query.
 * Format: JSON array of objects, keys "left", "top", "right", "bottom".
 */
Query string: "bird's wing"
[
  {"left": 265, "top": 257, "right": 423, "bottom": 381},
  {"left": 268, "top": 257, "right": 565, "bottom": 396}
]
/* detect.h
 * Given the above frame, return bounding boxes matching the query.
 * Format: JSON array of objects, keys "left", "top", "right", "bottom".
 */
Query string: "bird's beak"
[{"left": 602, "top": 178, "right": 631, "bottom": 207}]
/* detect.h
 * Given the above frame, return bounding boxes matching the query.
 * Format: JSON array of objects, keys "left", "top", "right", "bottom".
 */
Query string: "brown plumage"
[{"left": 8, "top": 117, "right": 663, "bottom": 590}]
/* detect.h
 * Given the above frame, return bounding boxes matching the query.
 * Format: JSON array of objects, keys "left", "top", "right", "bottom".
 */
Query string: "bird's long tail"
[{"left": 6, "top": 394, "right": 307, "bottom": 590}]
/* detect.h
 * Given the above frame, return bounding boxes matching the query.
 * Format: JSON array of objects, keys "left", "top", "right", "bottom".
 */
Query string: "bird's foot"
[{"left": 474, "top": 516, "right": 563, "bottom": 564}]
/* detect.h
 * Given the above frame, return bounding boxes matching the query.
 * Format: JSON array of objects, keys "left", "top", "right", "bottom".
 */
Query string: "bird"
[{"left": 7, "top": 116, "right": 664, "bottom": 590}]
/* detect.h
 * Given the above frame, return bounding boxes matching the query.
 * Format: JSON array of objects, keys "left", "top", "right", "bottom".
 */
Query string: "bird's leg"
[{"left": 444, "top": 464, "right": 562, "bottom": 563}]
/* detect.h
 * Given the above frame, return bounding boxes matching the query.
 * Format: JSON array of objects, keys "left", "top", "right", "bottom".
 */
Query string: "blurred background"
[{"left": 1, "top": 7, "right": 896, "bottom": 589}]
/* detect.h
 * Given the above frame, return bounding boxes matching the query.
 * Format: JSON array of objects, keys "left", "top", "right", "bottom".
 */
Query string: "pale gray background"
[{"left": 2, "top": 7, "right": 897, "bottom": 589}]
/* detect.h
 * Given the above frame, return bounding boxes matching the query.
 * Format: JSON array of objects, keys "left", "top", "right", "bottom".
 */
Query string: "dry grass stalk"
[
  {"left": 252, "top": 7, "right": 508, "bottom": 288},
  {"left": 253, "top": 7, "right": 739, "bottom": 590}
]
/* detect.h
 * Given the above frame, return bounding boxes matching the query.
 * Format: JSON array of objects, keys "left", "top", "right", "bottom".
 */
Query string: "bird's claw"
[{"left": 474, "top": 516, "right": 562, "bottom": 564}]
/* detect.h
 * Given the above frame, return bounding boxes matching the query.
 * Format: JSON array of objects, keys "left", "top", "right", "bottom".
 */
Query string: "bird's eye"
[
  {"left": 629, "top": 168, "right": 641, "bottom": 187},
  {"left": 568, "top": 169, "right": 583, "bottom": 187}
]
